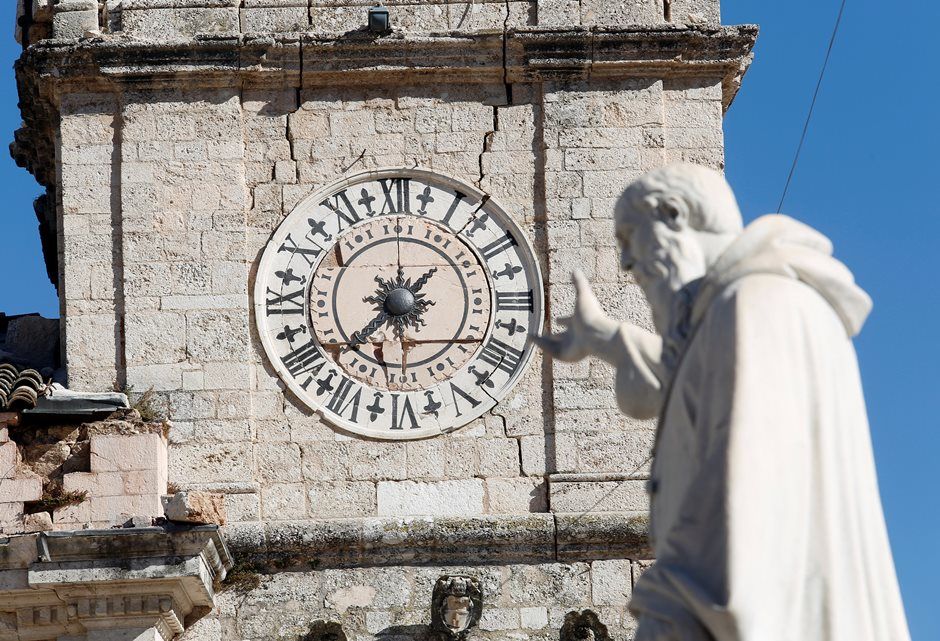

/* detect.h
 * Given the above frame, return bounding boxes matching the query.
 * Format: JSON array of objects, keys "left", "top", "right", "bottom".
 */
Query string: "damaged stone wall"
[
  {"left": 0, "top": 409, "right": 168, "bottom": 532},
  {"left": 156, "top": 82, "right": 547, "bottom": 521},
  {"left": 10, "top": 3, "right": 754, "bottom": 639}
]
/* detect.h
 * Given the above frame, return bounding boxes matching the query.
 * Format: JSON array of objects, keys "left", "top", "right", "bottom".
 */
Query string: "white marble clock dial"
[{"left": 254, "top": 168, "right": 543, "bottom": 440}]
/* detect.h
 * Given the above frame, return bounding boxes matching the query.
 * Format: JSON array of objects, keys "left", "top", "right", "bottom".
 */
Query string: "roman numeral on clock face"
[
  {"left": 449, "top": 382, "right": 482, "bottom": 417},
  {"left": 480, "top": 230, "right": 518, "bottom": 260},
  {"left": 389, "top": 393, "right": 419, "bottom": 430},
  {"left": 478, "top": 338, "right": 524, "bottom": 376},
  {"left": 321, "top": 190, "right": 362, "bottom": 230},
  {"left": 440, "top": 190, "right": 467, "bottom": 226},
  {"left": 326, "top": 376, "right": 362, "bottom": 422},
  {"left": 281, "top": 341, "right": 325, "bottom": 384},
  {"left": 496, "top": 290, "right": 534, "bottom": 312},
  {"left": 379, "top": 177, "right": 411, "bottom": 214},
  {"left": 266, "top": 287, "right": 305, "bottom": 315},
  {"left": 278, "top": 233, "right": 322, "bottom": 266}
]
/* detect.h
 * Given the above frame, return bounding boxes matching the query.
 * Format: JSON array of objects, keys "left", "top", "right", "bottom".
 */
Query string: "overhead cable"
[{"left": 778, "top": 0, "right": 849, "bottom": 212}]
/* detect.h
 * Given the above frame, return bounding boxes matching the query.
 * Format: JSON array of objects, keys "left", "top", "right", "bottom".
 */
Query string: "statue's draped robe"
[{"left": 628, "top": 215, "right": 911, "bottom": 641}]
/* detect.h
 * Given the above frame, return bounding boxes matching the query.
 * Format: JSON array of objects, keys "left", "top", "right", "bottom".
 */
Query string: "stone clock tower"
[{"left": 10, "top": 1, "right": 754, "bottom": 639}]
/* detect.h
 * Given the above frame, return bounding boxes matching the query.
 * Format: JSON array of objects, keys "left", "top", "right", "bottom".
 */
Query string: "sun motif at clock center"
[
  {"left": 309, "top": 217, "right": 491, "bottom": 391},
  {"left": 254, "top": 168, "right": 543, "bottom": 440}
]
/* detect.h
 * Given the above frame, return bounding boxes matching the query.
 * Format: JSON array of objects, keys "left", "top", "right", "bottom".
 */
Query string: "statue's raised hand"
[{"left": 532, "top": 270, "right": 620, "bottom": 362}]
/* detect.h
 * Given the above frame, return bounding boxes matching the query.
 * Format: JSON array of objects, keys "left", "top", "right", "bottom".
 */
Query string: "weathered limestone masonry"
[
  {"left": 10, "top": 1, "right": 754, "bottom": 639},
  {"left": 1, "top": 410, "right": 169, "bottom": 532}
]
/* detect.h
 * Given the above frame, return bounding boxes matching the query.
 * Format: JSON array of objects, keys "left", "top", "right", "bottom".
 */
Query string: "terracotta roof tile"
[{"left": 0, "top": 363, "right": 46, "bottom": 411}]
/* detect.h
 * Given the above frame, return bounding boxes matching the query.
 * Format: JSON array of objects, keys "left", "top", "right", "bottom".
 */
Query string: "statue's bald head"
[
  {"left": 612, "top": 164, "right": 744, "bottom": 338},
  {"left": 615, "top": 163, "right": 743, "bottom": 234}
]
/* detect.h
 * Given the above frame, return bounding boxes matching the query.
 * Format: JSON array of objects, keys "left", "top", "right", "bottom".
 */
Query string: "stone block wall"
[
  {"left": 48, "top": 73, "right": 725, "bottom": 524},
  {"left": 0, "top": 414, "right": 168, "bottom": 533},
  {"left": 16, "top": 0, "right": 722, "bottom": 44},
  {"left": 183, "top": 559, "right": 652, "bottom": 641},
  {"left": 57, "top": 93, "right": 122, "bottom": 391}
]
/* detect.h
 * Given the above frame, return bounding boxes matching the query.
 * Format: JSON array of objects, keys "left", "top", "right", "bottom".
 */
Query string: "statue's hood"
[{"left": 691, "top": 214, "right": 872, "bottom": 337}]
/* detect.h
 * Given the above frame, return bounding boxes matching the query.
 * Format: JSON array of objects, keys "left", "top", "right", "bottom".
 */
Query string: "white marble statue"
[{"left": 535, "top": 164, "right": 911, "bottom": 641}]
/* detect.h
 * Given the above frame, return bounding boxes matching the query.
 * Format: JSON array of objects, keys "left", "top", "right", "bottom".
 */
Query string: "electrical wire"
[{"left": 778, "top": 0, "right": 849, "bottom": 212}]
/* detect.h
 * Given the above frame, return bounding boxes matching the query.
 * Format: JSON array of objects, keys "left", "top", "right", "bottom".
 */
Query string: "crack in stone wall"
[{"left": 10, "top": 9, "right": 754, "bottom": 525}]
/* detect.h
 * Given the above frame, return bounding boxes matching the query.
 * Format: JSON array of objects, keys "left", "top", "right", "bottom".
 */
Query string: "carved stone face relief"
[
  {"left": 559, "top": 610, "right": 611, "bottom": 641},
  {"left": 255, "top": 168, "right": 543, "bottom": 439},
  {"left": 430, "top": 575, "right": 483, "bottom": 641}
]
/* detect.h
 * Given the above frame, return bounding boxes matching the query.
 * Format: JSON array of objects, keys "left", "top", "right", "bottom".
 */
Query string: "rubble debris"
[
  {"left": 163, "top": 491, "right": 226, "bottom": 526},
  {"left": 21, "top": 511, "right": 53, "bottom": 533}
]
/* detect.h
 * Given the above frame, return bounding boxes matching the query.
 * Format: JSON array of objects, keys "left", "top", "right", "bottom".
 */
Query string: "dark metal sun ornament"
[{"left": 349, "top": 267, "right": 437, "bottom": 347}]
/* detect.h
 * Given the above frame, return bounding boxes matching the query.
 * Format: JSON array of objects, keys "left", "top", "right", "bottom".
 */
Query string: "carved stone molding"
[
  {"left": 0, "top": 525, "right": 233, "bottom": 641},
  {"left": 13, "top": 594, "right": 181, "bottom": 641},
  {"left": 15, "top": 26, "right": 756, "bottom": 96}
]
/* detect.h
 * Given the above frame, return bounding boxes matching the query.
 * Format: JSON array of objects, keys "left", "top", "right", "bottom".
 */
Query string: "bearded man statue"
[{"left": 535, "top": 164, "right": 911, "bottom": 641}]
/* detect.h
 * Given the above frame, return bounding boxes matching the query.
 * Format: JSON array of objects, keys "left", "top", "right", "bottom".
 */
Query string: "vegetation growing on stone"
[
  {"left": 217, "top": 557, "right": 265, "bottom": 594},
  {"left": 24, "top": 483, "right": 87, "bottom": 515},
  {"left": 124, "top": 386, "right": 162, "bottom": 423}
]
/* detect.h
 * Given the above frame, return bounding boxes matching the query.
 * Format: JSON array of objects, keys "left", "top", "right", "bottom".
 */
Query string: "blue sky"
[
  {"left": 0, "top": 1, "right": 936, "bottom": 638},
  {"left": 723, "top": 2, "right": 939, "bottom": 638}
]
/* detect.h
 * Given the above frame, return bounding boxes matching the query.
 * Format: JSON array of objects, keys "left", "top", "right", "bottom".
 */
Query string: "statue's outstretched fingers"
[
  {"left": 572, "top": 269, "right": 603, "bottom": 311},
  {"left": 572, "top": 268, "right": 590, "bottom": 293},
  {"left": 530, "top": 332, "right": 567, "bottom": 358},
  {"left": 532, "top": 330, "right": 587, "bottom": 362}
]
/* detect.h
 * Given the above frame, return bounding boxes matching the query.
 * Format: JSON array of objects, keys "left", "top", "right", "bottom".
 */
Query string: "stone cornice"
[
  {"left": 512, "top": 26, "right": 756, "bottom": 109},
  {"left": 13, "top": 24, "right": 754, "bottom": 191},
  {"left": 222, "top": 512, "right": 651, "bottom": 571},
  {"left": 0, "top": 526, "right": 232, "bottom": 641},
  {"left": 17, "top": 25, "right": 756, "bottom": 98}
]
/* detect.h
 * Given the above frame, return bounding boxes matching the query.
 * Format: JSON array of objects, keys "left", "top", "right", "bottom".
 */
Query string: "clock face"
[{"left": 254, "top": 168, "right": 543, "bottom": 439}]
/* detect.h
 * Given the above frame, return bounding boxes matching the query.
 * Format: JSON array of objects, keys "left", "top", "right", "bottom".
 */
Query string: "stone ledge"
[
  {"left": 16, "top": 25, "right": 756, "bottom": 92},
  {"left": 554, "top": 512, "right": 650, "bottom": 561},
  {"left": 1, "top": 525, "right": 232, "bottom": 576},
  {"left": 222, "top": 512, "right": 651, "bottom": 570}
]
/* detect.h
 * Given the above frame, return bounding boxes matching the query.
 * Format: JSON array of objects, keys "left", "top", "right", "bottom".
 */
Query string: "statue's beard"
[{"left": 640, "top": 258, "right": 701, "bottom": 372}]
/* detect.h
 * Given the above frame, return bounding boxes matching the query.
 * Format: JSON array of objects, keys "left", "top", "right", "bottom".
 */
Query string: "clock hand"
[
  {"left": 410, "top": 267, "right": 438, "bottom": 294},
  {"left": 358, "top": 267, "right": 438, "bottom": 346},
  {"left": 395, "top": 267, "right": 438, "bottom": 345},
  {"left": 348, "top": 311, "right": 388, "bottom": 348}
]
